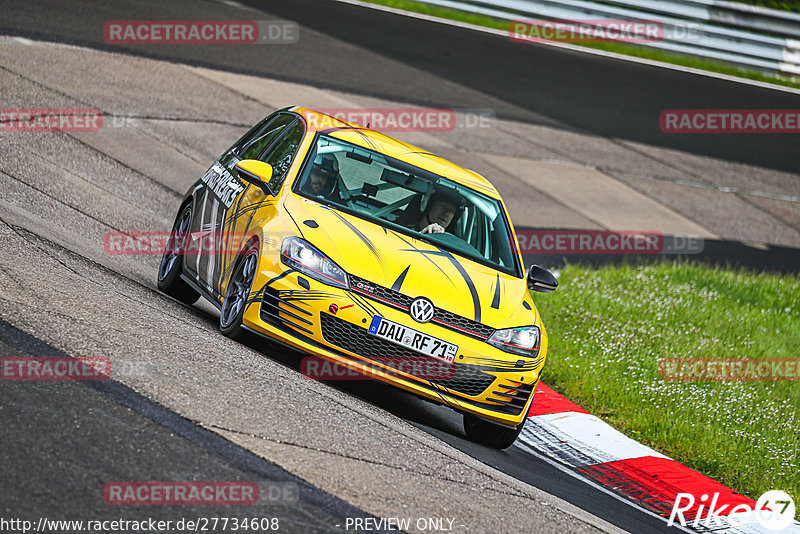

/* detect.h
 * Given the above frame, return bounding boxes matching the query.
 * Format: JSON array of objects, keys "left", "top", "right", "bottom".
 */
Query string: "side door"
[
  {"left": 219, "top": 115, "right": 306, "bottom": 297},
  {"left": 187, "top": 112, "right": 292, "bottom": 298}
]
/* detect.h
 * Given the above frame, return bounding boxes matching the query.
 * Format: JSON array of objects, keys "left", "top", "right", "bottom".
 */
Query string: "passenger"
[{"left": 416, "top": 190, "right": 463, "bottom": 234}]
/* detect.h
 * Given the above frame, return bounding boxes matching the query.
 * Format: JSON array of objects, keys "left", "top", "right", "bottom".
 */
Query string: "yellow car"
[{"left": 157, "top": 106, "right": 558, "bottom": 448}]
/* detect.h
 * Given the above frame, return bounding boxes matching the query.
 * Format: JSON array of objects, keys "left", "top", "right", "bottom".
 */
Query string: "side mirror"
[
  {"left": 236, "top": 160, "right": 274, "bottom": 195},
  {"left": 527, "top": 265, "right": 558, "bottom": 293}
]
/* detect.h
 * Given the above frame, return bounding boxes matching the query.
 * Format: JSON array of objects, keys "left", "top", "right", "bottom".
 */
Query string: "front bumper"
[{"left": 242, "top": 268, "right": 545, "bottom": 427}]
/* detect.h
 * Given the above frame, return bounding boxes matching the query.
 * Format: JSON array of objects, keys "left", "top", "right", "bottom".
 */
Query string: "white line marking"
[
  {"left": 525, "top": 412, "right": 670, "bottom": 466},
  {"left": 212, "top": 0, "right": 261, "bottom": 13}
]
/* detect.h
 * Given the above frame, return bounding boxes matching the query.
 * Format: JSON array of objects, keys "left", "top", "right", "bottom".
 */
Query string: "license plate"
[{"left": 368, "top": 316, "right": 458, "bottom": 363}]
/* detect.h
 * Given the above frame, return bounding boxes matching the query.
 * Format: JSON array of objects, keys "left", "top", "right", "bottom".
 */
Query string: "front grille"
[
  {"left": 348, "top": 275, "right": 495, "bottom": 340},
  {"left": 351, "top": 276, "right": 413, "bottom": 308},
  {"left": 320, "top": 313, "right": 495, "bottom": 398}
]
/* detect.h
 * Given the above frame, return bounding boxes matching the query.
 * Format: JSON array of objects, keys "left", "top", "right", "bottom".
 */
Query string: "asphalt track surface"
[
  {"left": 0, "top": 1, "right": 796, "bottom": 533},
  {"left": 0, "top": 319, "right": 375, "bottom": 532}
]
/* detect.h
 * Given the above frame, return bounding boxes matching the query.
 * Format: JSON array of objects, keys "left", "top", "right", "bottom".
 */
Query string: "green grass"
[
  {"left": 729, "top": 0, "right": 800, "bottom": 12},
  {"left": 362, "top": 0, "right": 800, "bottom": 90},
  {"left": 533, "top": 262, "right": 800, "bottom": 512}
]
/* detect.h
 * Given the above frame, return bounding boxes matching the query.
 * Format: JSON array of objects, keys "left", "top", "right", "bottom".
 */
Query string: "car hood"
[{"left": 284, "top": 195, "right": 531, "bottom": 328}]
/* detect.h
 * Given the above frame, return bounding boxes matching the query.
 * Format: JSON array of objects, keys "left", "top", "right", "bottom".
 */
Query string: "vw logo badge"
[{"left": 410, "top": 297, "right": 435, "bottom": 323}]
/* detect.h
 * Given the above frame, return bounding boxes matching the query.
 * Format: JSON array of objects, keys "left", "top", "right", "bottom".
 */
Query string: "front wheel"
[
  {"left": 463, "top": 413, "right": 524, "bottom": 449},
  {"left": 157, "top": 203, "right": 200, "bottom": 305},
  {"left": 219, "top": 240, "right": 259, "bottom": 341}
]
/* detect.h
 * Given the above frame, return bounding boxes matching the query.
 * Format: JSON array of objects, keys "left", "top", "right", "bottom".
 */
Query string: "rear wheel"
[
  {"left": 219, "top": 240, "right": 259, "bottom": 341},
  {"left": 157, "top": 203, "right": 200, "bottom": 305},
  {"left": 463, "top": 413, "right": 524, "bottom": 449}
]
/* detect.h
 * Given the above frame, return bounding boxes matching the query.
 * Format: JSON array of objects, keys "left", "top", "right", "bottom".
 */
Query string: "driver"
[
  {"left": 417, "top": 190, "right": 463, "bottom": 234},
  {"left": 306, "top": 154, "right": 341, "bottom": 201}
]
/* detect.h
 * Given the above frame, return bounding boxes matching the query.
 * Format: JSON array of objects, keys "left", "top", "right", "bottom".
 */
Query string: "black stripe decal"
[
  {"left": 211, "top": 199, "right": 225, "bottom": 292},
  {"left": 391, "top": 266, "right": 410, "bottom": 292},
  {"left": 265, "top": 269, "right": 293, "bottom": 288},
  {"left": 391, "top": 234, "right": 480, "bottom": 321},
  {"left": 391, "top": 230, "right": 455, "bottom": 285},
  {"left": 440, "top": 250, "right": 481, "bottom": 323},
  {"left": 491, "top": 274, "right": 501, "bottom": 309},
  {"left": 358, "top": 292, "right": 382, "bottom": 317},
  {"left": 349, "top": 295, "right": 376, "bottom": 317},
  {"left": 224, "top": 198, "right": 272, "bottom": 223},
  {"left": 218, "top": 181, "right": 252, "bottom": 289},
  {"left": 347, "top": 294, "right": 375, "bottom": 317},
  {"left": 281, "top": 290, "right": 340, "bottom": 302},
  {"left": 330, "top": 210, "right": 386, "bottom": 272},
  {"left": 350, "top": 292, "right": 382, "bottom": 318}
]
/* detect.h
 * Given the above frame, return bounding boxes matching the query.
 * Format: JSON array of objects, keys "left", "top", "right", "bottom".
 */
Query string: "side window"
[
  {"left": 237, "top": 114, "right": 295, "bottom": 160},
  {"left": 263, "top": 121, "right": 305, "bottom": 192},
  {"left": 231, "top": 117, "right": 268, "bottom": 153}
]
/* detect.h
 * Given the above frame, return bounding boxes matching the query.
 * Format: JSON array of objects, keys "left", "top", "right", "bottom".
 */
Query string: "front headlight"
[
  {"left": 487, "top": 326, "right": 540, "bottom": 356},
  {"left": 280, "top": 237, "right": 349, "bottom": 289}
]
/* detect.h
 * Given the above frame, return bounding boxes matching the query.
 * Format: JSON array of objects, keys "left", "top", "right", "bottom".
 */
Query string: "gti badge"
[
  {"left": 355, "top": 281, "right": 374, "bottom": 293},
  {"left": 409, "top": 297, "right": 435, "bottom": 323}
]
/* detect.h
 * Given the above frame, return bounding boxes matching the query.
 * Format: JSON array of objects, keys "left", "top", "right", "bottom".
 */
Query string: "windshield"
[{"left": 293, "top": 134, "right": 521, "bottom": 277}]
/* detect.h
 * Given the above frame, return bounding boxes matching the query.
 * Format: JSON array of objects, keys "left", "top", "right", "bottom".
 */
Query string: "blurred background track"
[{"left": 1, "top": 0, "right": 798, "bottom": 250}]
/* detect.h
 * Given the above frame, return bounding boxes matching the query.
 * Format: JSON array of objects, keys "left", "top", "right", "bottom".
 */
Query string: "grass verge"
[
  {"left": 533, "top": 262, "right": 799, "bottom": 512},
  {"left": 731, "top": 0, "right": 800, "bottom": 13},
  {"left": 360, "top": 0, "right": 800, "bottom": 90}
]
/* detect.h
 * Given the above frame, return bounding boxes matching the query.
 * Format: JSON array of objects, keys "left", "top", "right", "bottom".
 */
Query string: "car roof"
[{"left": 290, "top": 106, "right": 501, "bottom": 199}]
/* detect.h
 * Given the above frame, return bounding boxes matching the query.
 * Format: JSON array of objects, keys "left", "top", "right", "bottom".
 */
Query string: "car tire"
[
  {"left": 219, "top": 239, "right": 259, "bottom": 341},
  {"left": 157, "top": 202, "right": 200, "bottom": 305},
  {"left": 463, "top": 413, "right": 524, "bottom": 449}
]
